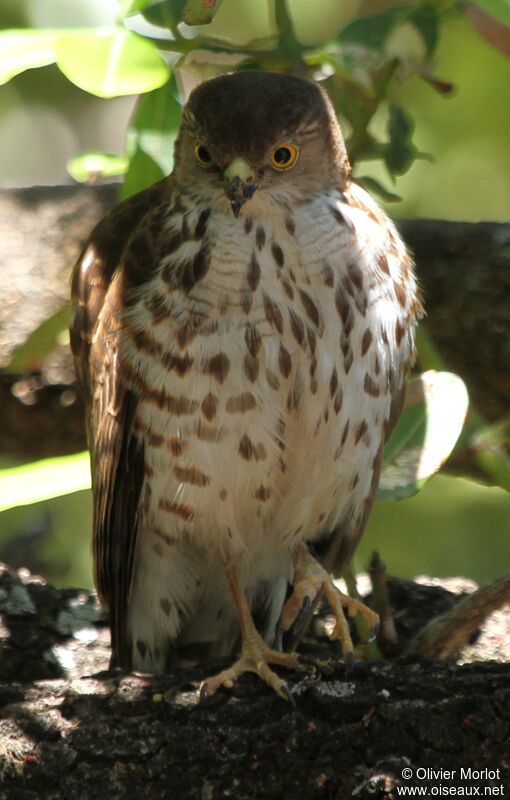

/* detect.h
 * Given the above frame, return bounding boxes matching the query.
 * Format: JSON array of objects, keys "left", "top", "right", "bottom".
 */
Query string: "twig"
[{"left": 406, "top": 572, "right": 510, "bottom": 659}]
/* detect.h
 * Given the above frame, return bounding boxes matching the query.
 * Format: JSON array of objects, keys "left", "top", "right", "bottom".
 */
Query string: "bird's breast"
[{"left": 120, "top": 193, "right": 414, "bottom": 568}]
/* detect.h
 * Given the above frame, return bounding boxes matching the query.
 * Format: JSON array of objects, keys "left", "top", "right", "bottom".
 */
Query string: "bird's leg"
[
  {"left": 280, "top": 543, "right": 379, "bottom": 661},
  {"left": 200, "top": 562, "right": 303, "bottom": 702}
]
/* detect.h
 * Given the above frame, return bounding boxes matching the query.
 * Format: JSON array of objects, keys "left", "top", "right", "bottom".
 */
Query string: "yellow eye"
[
  {"left": 271, "top": 144, "right": 299, "bottom": 170},
  {"left": 194, "top": 144, "right": 212, "bottom": 166}
]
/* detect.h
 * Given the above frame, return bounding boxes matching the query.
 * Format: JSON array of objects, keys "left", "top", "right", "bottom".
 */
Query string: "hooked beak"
[{"left": 223, "top": 157, "right": 257, "bottom": 217}]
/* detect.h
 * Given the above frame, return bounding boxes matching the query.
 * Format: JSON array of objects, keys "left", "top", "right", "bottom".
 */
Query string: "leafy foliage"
[
  {"left": 122, "top": 74, "right": 182, "bottom": 197},
  {"left": 3, "top": 0, "right": 509, "bottom": 196},
  {"left": 0, "top": 453, "right": 90, "bottom": 513},
  {"left": 55, "top": 29, "right": 170, "bottom": 98},
  {"left": 7, "top": 305, "right": 70, "bottom": 374},
  {"left": 378, "top": 371, "right": 469, "bottom": 501},
  {"left": 67, "top": 153, "right": 129, "bottom": 183},
  {"left": 0, "top": 28, "right": 169, "bottom": 96}
]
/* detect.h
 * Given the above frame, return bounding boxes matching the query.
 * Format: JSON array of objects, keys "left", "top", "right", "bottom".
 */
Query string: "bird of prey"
[{"left": 70, "top": 70, "right": 421, "bottom": 701}]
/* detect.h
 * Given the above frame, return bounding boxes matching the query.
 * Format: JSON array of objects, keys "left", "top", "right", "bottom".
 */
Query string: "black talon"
[
  {"left": 199, "top": 682, "right": 229, "bottom": 708},
  {"left": 274, "top": 624, "right": 284, "bottom": 652},
  {"left": 344, "top": 651, "right": 356, "bottom": 673},
  {"left": 368, "top": 621, "right": 380, "bottom": 643},
  {"left": 294, "top": 594, "right": 312, "bottom": 631},
  {"left": 282, "top": 683, "right": 297, "bottom": 708},
  {"left": 358, "top": 620, "right": 380, "bottom": 645},
  {"left": 199, "top": 682, "right": 210, "bottom": 704}
]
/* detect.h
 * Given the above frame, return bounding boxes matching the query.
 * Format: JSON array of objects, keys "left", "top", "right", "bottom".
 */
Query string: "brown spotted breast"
[{"left": 121, "top": 183, "right": 416, "bottom": 571}]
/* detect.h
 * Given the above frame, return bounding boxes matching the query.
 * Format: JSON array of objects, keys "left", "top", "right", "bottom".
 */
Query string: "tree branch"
[
  {"left": 398, "top": 218, "right": 510, "bottom": 423},
  {"left": 1, "top": 562, "right": 510, "bottom": 798},
  {"left": 406, "top": 573, "right": 510, "bottom": 660}
]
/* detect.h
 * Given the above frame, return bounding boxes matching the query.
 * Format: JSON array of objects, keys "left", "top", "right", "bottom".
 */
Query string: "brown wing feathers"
[{"left": 70, "top": 185, "right": 165, "bottom": 666}]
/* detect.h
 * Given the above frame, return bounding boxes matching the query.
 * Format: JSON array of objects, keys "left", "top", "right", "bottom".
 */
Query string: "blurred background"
[{"left": 0, "top": 0, "right": 509, "bottom": 589}]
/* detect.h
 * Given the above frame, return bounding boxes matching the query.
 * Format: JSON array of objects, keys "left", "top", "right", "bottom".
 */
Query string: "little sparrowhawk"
[{"left": 70, "top": 71, "right": 421, "bottom": 701}]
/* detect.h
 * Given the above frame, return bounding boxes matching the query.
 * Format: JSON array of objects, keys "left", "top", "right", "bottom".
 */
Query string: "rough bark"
[
  {"left": 0, "top": 185, "right": 117, "bottom": 368},
  {"left": 0, "top": 373, "right": 86, "bottom": 458},
  {"left": 1, "top": 563, "right": 510, "bottom": 799},
  {"left": 398, "top": 217, "right": 510, "bottom": 423},
  {"left": 1, "top": 185, "right": 509, "bottom": 460},
  {"left": 406, "top": 573, "right": 510, "bottom": 659}
]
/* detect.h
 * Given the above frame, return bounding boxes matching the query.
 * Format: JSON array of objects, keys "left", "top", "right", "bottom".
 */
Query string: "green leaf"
[
  {"left": 142, "top": 0, "right": 225, "bottom": 30},
  {"left": 122, "top": 75, "right": 181, "bottom": 197},
  {"left": 141, "top": 0, "right": 185, "bottom": 30},
  {"left": 122, "top": 149, "right": 167, "bottom": 197},
  {"left": 7, "top": 304, "right": 70, "bottom": 373},
  {"left": 350, "top": 133, "right": 386, "bottom": 162},
  {"left": 371, "top": 56, "right": 399, "bottom": 98},
  {"left": 0, "top": 452, "right": 91, "bottom": 512},
  {"left": 378, "top": 371, "right": 469, "bottom": 501},
  {"left": 338, "top": 7, "right": 407, "bottom": 49},
  {"left": 471, "top": 418, "right": 510, "bottom": 491},
  {"left": 355, "top": 176, "right": 401, "bottom": 202},
  {"left": 182, "top": 0, "right": 225, "bottom": 26},
  {"left": 67, "top": 151, "right": 128, "bottom": 183},
  {"left": 56, "top": 29, "right": 170, "bottom": 98},
  {"left": 119, "top": 0, "right": 155, "bottom": 17},
  {"left": 0, "top": 30, "right": 57, "bottom": 85},
  {"left": 408, "top": 5, "right": 439, "bottom": 55},
  {"left": 384, "top": 104, "right": 416, "bottom": 176}
]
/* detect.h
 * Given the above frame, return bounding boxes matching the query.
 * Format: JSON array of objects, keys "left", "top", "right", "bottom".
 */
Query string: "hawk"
[{"left": 71, "top": 71, "right": 421, "bottom": 700}]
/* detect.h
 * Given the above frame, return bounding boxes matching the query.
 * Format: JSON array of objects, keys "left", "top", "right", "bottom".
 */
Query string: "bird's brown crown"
[
  {"left": 177, "top": 70, "right": 349, "bottom": 185},
  {"left": 188, "top": 72, "right": 331, "bottom": 161}
]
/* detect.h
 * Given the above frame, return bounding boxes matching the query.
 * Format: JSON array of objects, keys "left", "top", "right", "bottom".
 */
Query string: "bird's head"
[{"left": 173, "top": 71, "right": 350, "bottom": 219}]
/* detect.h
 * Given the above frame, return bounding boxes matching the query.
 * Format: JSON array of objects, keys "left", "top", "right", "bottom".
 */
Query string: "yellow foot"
[
  {"left": 200, "top": 631, "right": 303, "bottom": 703},
  {"left": 280, "top": 544, "right": 379, "bottom": 660}
]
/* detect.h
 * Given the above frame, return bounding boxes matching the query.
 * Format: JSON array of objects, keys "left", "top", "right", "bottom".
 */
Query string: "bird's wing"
[
  {"left": 70, "top": 180, "right": 170, "bottom": 666},
  {"left": 320, "top": 380, "right": 407, "bottom": 576},
  {"left": 319, "top": 185, "right": 421, "bottom": 578}
]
